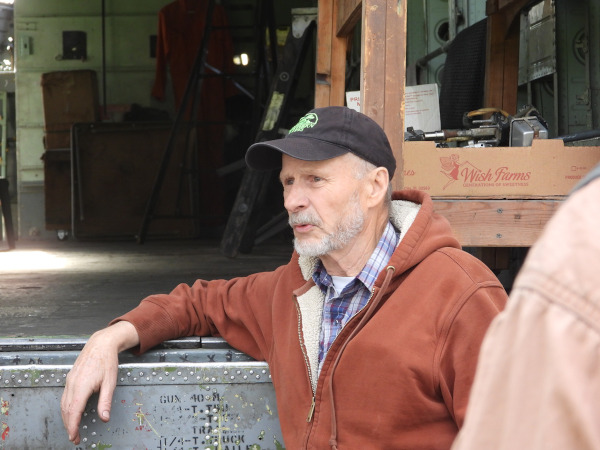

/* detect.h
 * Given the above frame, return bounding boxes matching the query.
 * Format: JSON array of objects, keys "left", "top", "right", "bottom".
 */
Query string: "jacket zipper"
[
  {"left": 299, "top": 286, "right": 377, "bottom": 423},
  {"left": 294, "top": 299, "right": 317, "bottom": 422}
]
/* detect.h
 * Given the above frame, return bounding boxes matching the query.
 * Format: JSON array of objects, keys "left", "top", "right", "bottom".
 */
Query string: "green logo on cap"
[{"left": 289, "top": 112, "right": 318, "bottom": 134}]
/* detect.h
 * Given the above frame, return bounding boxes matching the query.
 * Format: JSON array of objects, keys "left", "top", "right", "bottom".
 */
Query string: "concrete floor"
[{"left": 0, "top": 237, "right": 292, "bottom": 338}]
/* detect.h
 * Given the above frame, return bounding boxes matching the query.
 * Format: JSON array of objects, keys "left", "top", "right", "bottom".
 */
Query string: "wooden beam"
[
  {"left": 433, "top": 199, "right": 562, "bottom": 247},
  {"left": 362, "top": 0, "right": 406, "bottom": 191},
  {"left": 315, "top": 0, "right": 334, "bottom": 107},
  {"left": 315, "top": 0, "right": 349, "bottom": 108},
  {"left": 337, "top": 0, "right": 361, "bottom": 35},
  {"left": 484, "top": 0, "right": 531, "bottom": 113}
]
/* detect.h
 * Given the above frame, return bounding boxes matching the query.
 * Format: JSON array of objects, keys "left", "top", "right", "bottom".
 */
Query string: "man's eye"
[{"left": 312, "top": 176, "right": 322, "bottom": 183}]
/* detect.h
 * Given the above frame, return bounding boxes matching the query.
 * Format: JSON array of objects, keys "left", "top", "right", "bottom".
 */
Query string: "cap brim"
[{"left": 245, "top": 136, "right": 349, "bottom": 171}]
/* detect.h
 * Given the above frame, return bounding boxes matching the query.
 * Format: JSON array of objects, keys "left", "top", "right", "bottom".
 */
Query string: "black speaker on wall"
[{"left": 62, "top": 30, "right": 87, "bottom": 60}]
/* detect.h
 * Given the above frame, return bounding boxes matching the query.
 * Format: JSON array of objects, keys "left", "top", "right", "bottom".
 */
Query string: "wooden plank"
[
  {"left": 315, "top": 0, "right": 350, "bottom": 108},
  {"left": 315, "top": 0, "right": 334, "bottom": 107},
  {"left": 337, "top": 0, "right": 362, "bottom": 35},
  {"left": 362, "top": 0, "right": 406, "bottom": 191},
  {"left": 384, "top": 0, "right": 406, "bottom": 191},
  {"left": 361, "top": 0, "right": 386, "bottom": 123},
  {"left": 433, "top": 199, "right": 563, "bottom": 247},
  {"left": 330, "top": 25, "right": 348, "bottom": 106},
  {"left": 484, "top": 12, "right": 509, "bottom": 110},
  {"left": 484, "top": 0, "right": 531, "bottom": 113}
]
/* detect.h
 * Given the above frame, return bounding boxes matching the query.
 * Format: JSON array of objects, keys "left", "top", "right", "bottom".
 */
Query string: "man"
[
  {"left": 62, "top": 106, "right": 507, "bottom": 449},
  {"left": 452, "top": 164, "right": 600, "bottom": 449}
]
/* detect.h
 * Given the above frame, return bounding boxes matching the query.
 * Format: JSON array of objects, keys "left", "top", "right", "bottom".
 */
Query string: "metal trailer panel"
[{"left": 0, "top": 337, "right": 284, "bottom": 450}]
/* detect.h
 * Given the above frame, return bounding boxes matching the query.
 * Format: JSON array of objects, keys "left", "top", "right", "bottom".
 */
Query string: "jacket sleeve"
[
  {"left": 452, "top": 176, "right": 600, "bottom": 449},
  {"left": 110, "top": 263, "right": 291, "bottom": 359},
  {"left": 434, "top": 282, "right": 507, "bottom": 428}
]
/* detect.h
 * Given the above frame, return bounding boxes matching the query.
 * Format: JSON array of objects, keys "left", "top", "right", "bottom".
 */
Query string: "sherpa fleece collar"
[{"left": 297, "top": 199, "right": 421, "bottom": 280}]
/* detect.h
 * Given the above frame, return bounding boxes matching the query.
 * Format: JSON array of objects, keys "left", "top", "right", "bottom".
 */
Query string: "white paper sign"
[
  {"left": 345, "top": 91, "right": 361, "bottom": 112},
  {"left": 405, "top": 84, "right": 441, "bottom": 132}
]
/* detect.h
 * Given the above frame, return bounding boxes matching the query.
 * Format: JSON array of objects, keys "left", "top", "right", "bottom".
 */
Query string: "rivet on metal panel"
[
  {"left": 243, "top": 375, "right": 248, "bottom": 380},
  {"left": 177, "top": 371, "right": 182, "bottom": 376},
  {"left": 139, "top": 371, "right": 144, "bottom": 377},
  {"left": 159, "top": 376, "right": 163, "bottom": 381},
  {"left": 120, "top": 377, "right": 124, "bottom": 382},
  {"left": 250, "top": 370, "right": 254, "bottom": 374},
  {"left": 146, "top": 377, "right": 150, "bottom": 381},
  {"left": 133, "top": 377, "right": 137, "bottom": 381}
]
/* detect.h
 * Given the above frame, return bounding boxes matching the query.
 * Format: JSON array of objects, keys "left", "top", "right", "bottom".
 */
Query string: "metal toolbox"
[{"left": 0, "top": 337, "right": 283, "bottom": 449}]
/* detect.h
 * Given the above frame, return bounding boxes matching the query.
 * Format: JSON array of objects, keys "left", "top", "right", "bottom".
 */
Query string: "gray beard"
[{"left": 290, "top": 192, "right": 365, "bottom": 258}]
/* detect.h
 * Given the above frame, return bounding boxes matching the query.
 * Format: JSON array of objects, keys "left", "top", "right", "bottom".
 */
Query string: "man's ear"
[{"left": 365, "top": 167, "right": 389, "bottom": 207}]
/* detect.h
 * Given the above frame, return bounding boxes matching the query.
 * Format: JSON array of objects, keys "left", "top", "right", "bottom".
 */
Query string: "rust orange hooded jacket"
[{"left": 113, "top": 189, "right": 507, "bottom": 449}]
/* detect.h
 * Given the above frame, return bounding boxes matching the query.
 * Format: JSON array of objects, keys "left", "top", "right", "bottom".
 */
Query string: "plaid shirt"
[{"left": 313, "top": 221, "right": 399, "bottom": 374}]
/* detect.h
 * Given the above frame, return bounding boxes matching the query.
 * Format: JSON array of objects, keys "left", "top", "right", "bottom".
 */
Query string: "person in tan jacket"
[
  {"left": 452, "top": 164, "right": 600, "bottom": 450},
  {"left": 61, "top": 106, "right": 507, "bottom": 449}
]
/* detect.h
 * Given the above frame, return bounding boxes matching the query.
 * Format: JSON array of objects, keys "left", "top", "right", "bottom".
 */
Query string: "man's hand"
[{"left": 60, "top": 321, "right": 139, "bottom": 445}]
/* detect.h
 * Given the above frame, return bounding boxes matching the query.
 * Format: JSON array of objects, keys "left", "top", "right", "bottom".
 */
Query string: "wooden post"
[
  {"left": 484, "top": 0, "right": 531, "bottom": 113},
  {"left": 361, "top": 0, "right": 406, "bottom": 190},
  {"left": 315, "top": 0, "right": 349, "bottom": 108}
]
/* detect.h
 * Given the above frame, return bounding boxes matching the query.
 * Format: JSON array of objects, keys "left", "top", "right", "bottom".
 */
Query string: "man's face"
[{"left": 280, "top": 153, "right": 367, "bottom": 257}]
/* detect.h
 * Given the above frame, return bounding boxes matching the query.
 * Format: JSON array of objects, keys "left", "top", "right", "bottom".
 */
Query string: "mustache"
[{"left": 288, "top": 211, "right": 323, "bottom": 227}]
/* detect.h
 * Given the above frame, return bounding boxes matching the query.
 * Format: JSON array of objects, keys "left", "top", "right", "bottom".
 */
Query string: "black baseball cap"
[{"left": 245, "top": 106, "right": 396, "bottom": 178}]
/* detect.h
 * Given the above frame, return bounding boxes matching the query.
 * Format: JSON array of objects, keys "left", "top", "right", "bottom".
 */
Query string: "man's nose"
[{"left": 283, "top": 184, "right": 308, "bottom": 212}]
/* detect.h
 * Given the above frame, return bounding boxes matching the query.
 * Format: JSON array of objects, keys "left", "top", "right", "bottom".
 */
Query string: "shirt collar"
[{"left": 312, "top": 221, "right": 399, "bottom": 292}]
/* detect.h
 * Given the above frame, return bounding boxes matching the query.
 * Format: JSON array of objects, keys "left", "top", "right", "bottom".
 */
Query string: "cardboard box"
[
  {"left": 41, "top": 70, "right": 99, "bottom": 149},
  {"left": 402, "top": 139, "right": 600, "bottom": 198}
]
